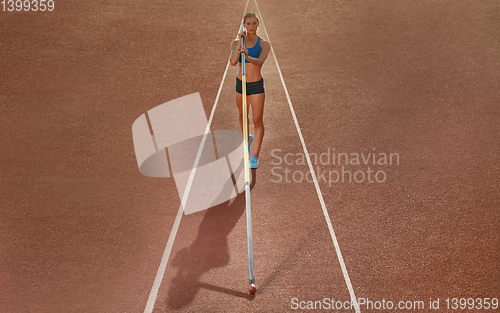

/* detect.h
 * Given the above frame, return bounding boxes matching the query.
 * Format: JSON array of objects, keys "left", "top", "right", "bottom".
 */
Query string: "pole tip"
[{"left": 248, "top": 284, "right": 257, "bottom": 294}]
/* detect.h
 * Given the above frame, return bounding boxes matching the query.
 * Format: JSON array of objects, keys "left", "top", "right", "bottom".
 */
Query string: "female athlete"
[{"left": 230, "top": 12, "right": 271, "bottom": 168}]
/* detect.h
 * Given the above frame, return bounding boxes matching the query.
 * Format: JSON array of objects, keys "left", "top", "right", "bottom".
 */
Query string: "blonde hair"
[{"left": 243, "top": 12, "right": 260, "bottom": 24}]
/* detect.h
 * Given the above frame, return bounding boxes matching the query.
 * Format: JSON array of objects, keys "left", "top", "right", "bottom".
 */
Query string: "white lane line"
[
  {"left": 143, "top": 2, "right": 250, "bottom": 312},
  {"left": 143, "top": 62, "right": 229, "bottom": 313},
  {"left": 254, "top": 1, "right": 361, "bottom": 312}
]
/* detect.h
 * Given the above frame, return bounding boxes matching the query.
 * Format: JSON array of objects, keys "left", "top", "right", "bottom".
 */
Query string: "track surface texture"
[{"left": 1, "top": 0, "right": 499, "bottom": 312}]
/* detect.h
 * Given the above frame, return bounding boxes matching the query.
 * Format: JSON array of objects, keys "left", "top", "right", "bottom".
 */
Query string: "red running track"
[{"left": 1, "top": 0, "right": 499, "bottom": 312}]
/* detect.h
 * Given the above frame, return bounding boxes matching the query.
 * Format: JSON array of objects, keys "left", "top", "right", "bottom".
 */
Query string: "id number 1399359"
[{"left": 2, "top": 0, "right": 54, "bottom": 12}]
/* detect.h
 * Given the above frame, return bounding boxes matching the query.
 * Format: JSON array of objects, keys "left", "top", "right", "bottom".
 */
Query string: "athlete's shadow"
[{"left": 167, "top": 165, "right": 257, "bottom": 309}]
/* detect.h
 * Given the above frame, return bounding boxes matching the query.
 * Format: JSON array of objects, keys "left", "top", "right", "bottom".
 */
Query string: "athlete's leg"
[
  {"left": 236, "top": 92, "right": 251, "bottom": 140},
  {"left": 249, "top": 93, "right": 265, "bottom": 157}
]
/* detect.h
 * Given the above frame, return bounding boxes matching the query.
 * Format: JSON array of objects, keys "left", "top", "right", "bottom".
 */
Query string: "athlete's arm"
[
  {"left": 230, "top": 39, "right": 242, "bottom": 66},
  {"left": 245, "top": 39, "right": 271, "bottom": 66},
  {"left": 230, "top": 29, "right": 246, "bottom": 66}
]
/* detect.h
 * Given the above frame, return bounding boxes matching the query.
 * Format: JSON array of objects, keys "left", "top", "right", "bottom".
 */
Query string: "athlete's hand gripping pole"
[{"left": 240, "top": 23, "right": 256, "bottom": 294}]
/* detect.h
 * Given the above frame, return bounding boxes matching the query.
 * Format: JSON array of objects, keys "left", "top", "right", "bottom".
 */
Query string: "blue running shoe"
[
  {"left": 248, "top": 135, "right": 253, "bottom": 155},
  {"left": 250, "top": 156, "right": 259, "bottom": 169}
]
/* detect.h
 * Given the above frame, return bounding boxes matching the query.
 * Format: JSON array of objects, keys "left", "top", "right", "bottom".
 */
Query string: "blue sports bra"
[{"left": 239, "top": 36, "right": 261, "bottom": 63}]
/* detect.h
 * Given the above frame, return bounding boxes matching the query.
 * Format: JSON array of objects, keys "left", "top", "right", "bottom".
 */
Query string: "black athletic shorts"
[{"left": 236, "top": 77, "right": 265, "bottom": 95}]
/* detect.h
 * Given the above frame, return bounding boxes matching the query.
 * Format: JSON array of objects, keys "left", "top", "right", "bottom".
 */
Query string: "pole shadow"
[{"left": 167, "top": 166, "right": 258, "bottom": 309}]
